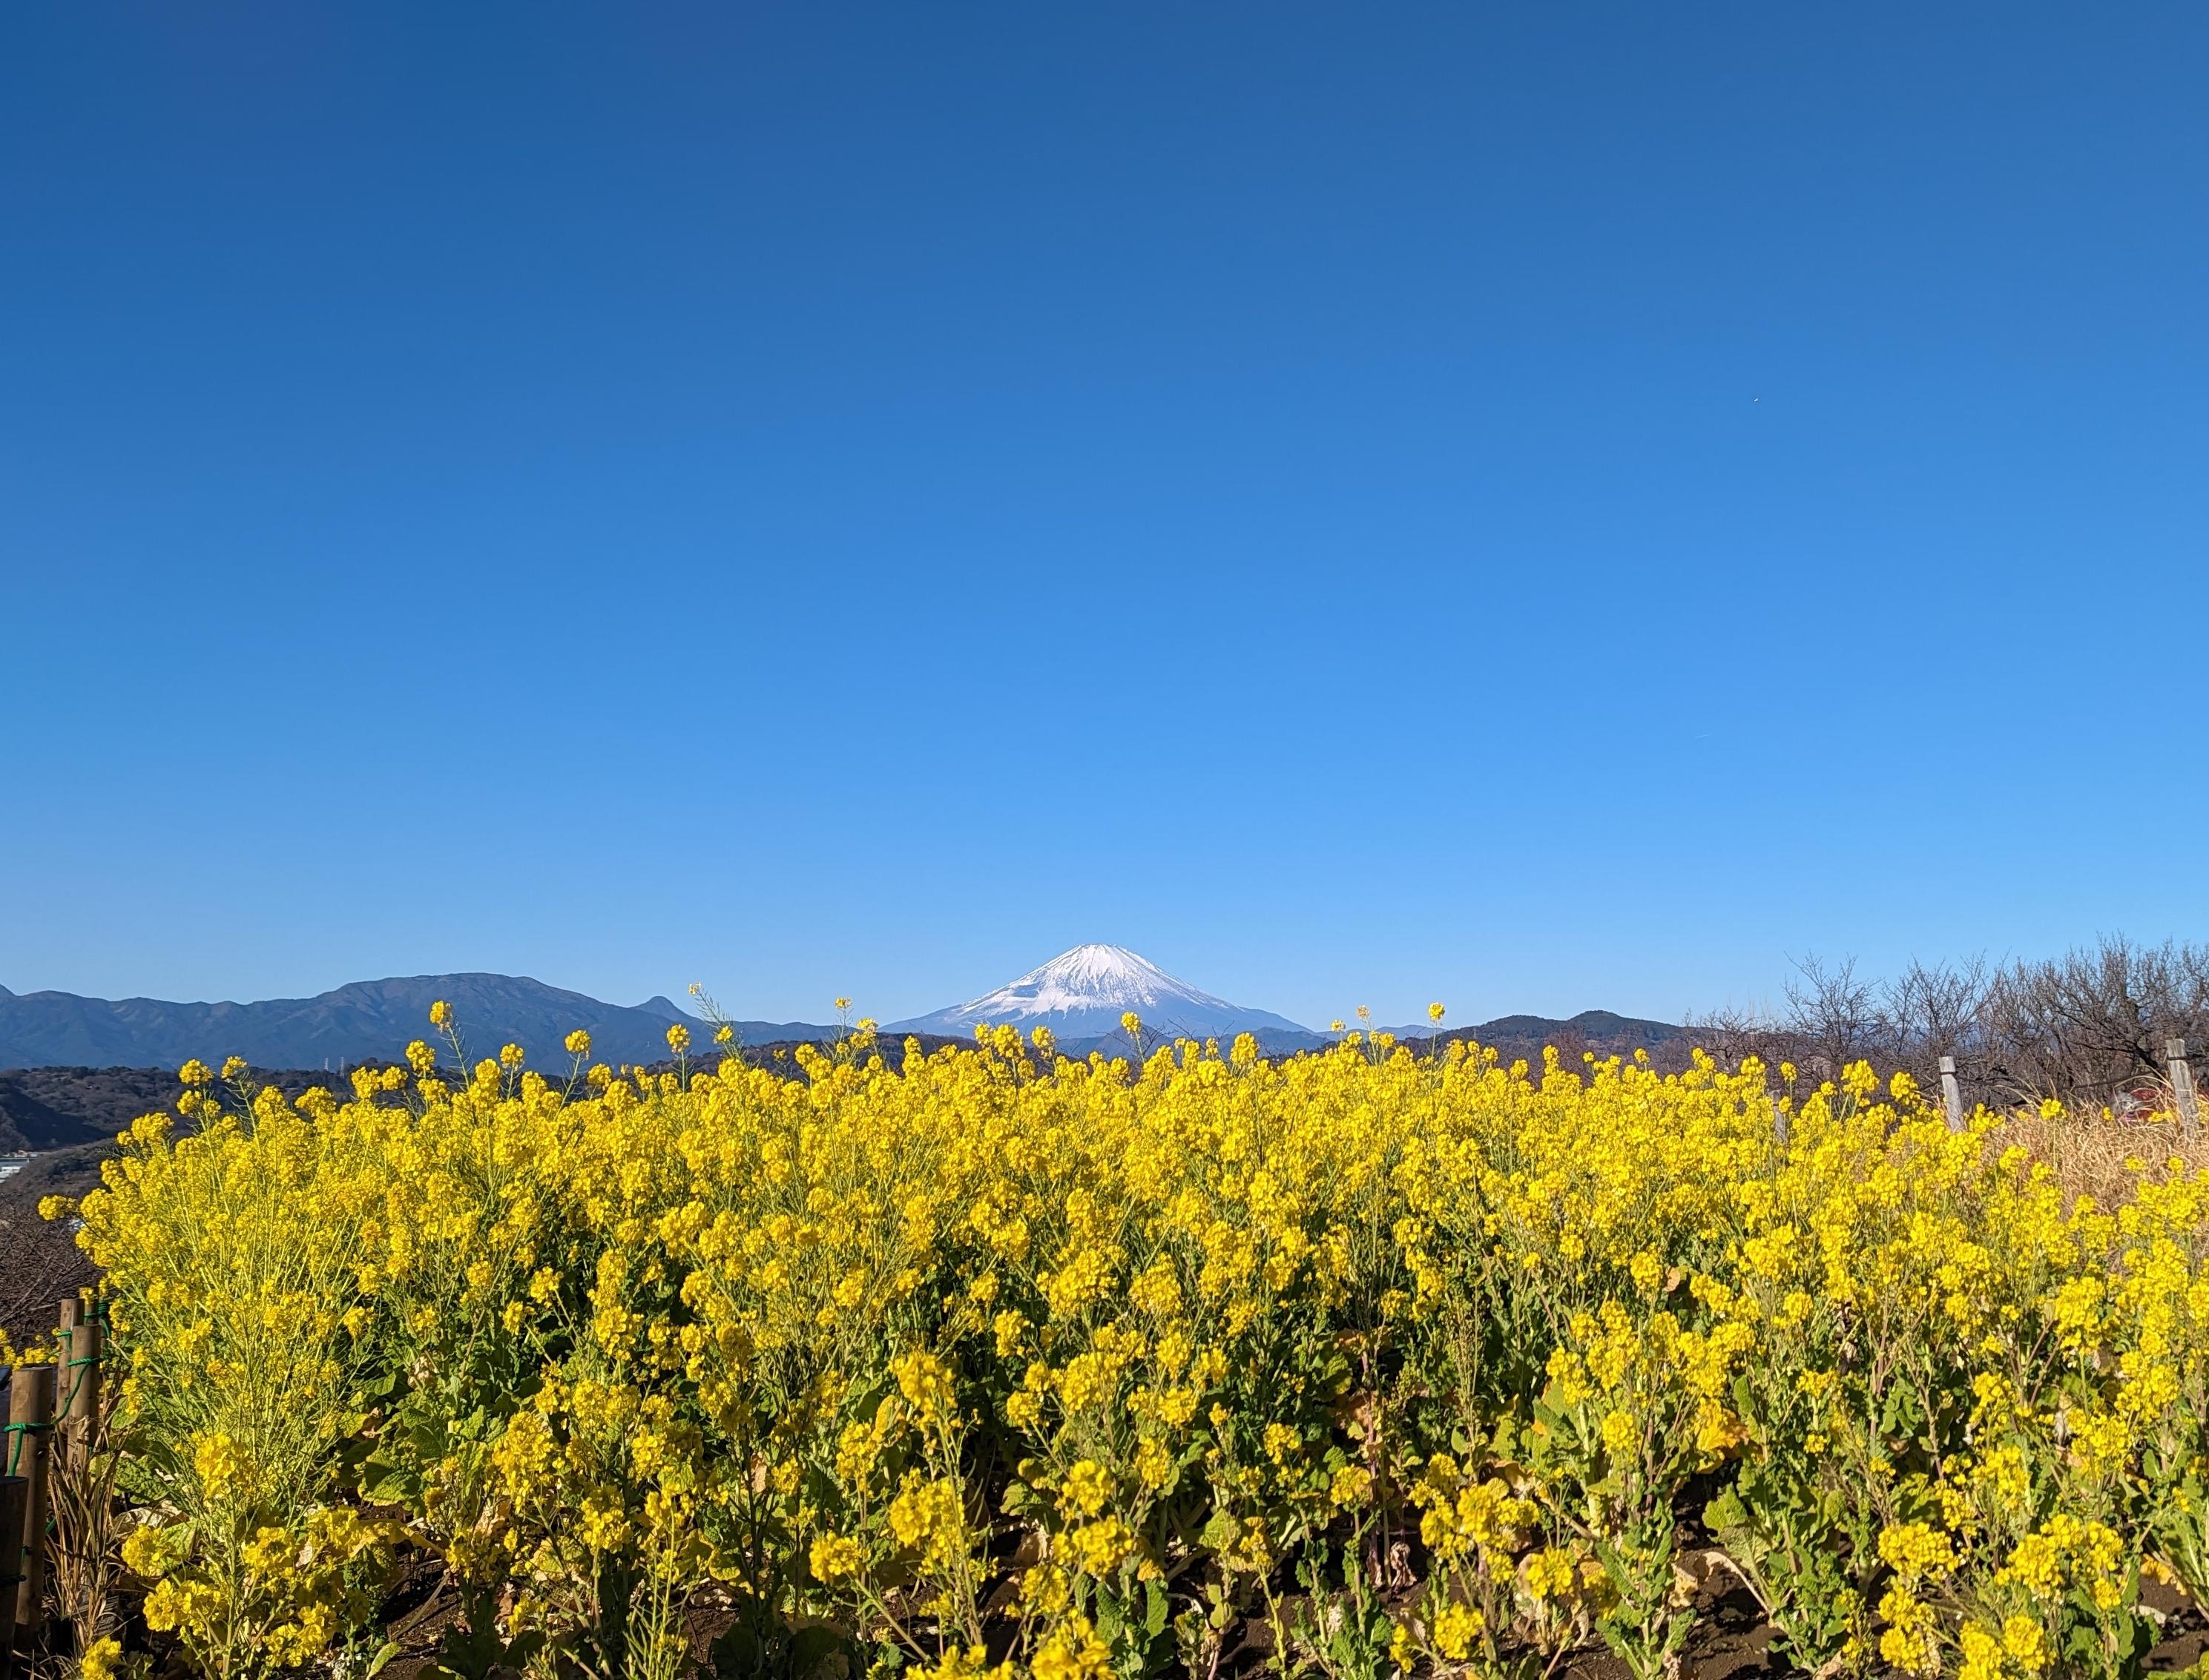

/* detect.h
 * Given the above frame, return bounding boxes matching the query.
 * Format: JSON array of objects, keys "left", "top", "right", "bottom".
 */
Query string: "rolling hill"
[{"left": 0, "top": 975, "right": 837, "bottom": 1072}]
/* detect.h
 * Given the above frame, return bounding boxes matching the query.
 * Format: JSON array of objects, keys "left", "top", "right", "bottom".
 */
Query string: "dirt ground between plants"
[{"left": 355, "top": 1560, "right": 2209, "bottom": 1680}]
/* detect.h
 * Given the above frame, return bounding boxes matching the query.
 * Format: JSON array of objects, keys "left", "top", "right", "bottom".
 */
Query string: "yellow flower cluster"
[{"left": 62, "top": 1022, "right": 2209, "bottom": 1680}]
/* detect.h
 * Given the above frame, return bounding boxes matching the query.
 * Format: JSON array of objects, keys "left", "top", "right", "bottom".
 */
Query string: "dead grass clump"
[{"left": 1987, "top": 1106, "right": 2208, "bottom": 1210}]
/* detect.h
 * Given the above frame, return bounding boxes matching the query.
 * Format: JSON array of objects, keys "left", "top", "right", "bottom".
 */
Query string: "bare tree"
[
  {"left": 1783, "top": 955, "right": 1880, "bottom": 1081},
  {"left": 1690, "top": 938, "right": 2209, "bottom": 1115},
  {"left": 1882, "top": 955, "right": 1992, "bottom": 1090},
  {"left": 1680, "top": 1002, "right": 1794, "bottom": 1073},
  {"left": 1981, "top": 938, "right": 2209, "bottom": 1107}
]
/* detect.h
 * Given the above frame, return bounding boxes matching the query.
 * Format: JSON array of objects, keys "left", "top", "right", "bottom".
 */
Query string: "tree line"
[{"left": 1688, "top": 936, "right": 2209, "bottom": 1113}]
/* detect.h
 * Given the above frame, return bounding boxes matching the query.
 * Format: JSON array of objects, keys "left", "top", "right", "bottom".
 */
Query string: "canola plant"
[{"left": 50, "top": 1008, "right": 2209, "bottom": 1680}]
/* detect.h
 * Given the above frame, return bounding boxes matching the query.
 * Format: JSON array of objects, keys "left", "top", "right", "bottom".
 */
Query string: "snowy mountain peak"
[
  {"left": 886, "top": 945, "right": 1317, "bottom": 1047},
  {"left": 969, "top": 944, "right": 1233, "bottom": 1019}
]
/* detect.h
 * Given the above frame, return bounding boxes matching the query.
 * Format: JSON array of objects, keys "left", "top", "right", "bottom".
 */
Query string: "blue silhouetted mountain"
[{"left": 0, "top": 973, "right": 839, "bottom": 1072}]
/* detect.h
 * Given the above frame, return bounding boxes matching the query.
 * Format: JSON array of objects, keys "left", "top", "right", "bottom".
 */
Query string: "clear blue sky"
[{"left": 4, "top": 3, "right": 2204, "bottom": 1030}]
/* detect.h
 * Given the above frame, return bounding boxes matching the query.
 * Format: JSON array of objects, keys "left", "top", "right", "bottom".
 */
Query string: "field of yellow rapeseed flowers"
[{"left": 47, "top": 1008, "right": 2209, "bottom": 1680}]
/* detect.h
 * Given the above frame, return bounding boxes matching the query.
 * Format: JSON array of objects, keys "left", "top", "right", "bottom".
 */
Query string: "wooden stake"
[
  {"left": 2170, "top": 1038, "right": 2200, "bottom": 1137},
  {"left": 0, "top": 1474, "right": 24, "bottom": 1676},
  {"left": 7, "top": 1368, "right": 53, "bottom": 1637},
  {"left": 1939, "top": 1055, "right": 1965, "bottom": 1132},
  {"left": 57, "top": 1301, "right": 99, "bottom": 1475}
]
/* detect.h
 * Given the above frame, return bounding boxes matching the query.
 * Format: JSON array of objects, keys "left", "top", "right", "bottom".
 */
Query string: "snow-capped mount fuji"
[{"left": 887, "top": 945, "right": 1320, "bottom": 1051}]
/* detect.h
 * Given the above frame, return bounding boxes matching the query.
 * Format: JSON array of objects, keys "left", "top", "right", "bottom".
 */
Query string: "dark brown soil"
[{"left": 353, "top": 1559, "right": 2208, "bottom": 1680}]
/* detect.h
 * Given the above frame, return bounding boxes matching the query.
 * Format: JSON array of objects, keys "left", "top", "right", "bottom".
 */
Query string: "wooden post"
[
  {"left": 2170, "top": 1038, "right": 2201, "bottom": 1137},
  {"left": 0, "top": 1473, "right": 24, "bottom": 1678},
  {"left": 1939, "top": 1055, "right": 1965, "bottom": 1131},
  {"left": 57, "top": 1300, "right": 99, "bottom": 1475},
  {"left": 7, "top": 1367, "right": 53, "bottom": 1637}
]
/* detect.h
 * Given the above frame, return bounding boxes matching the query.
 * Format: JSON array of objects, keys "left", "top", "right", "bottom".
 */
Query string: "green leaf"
[
  {"left": 358, "top": 1460, "right": 421, "bottom": 1506},
  {"left": 789, "top": 1626, "right": 843, "bottom": 1678},
  {"left": 709, "top": 1621, "right": 763, "bottom": 1678},
  {"left": 361, "top": 1368, "right": 404, "bottom": 1400}
]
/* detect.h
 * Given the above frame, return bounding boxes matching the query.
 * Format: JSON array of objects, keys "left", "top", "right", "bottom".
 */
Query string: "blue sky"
[{"left": 4, "top": 2, "right": 2204, "bottom": 1030}]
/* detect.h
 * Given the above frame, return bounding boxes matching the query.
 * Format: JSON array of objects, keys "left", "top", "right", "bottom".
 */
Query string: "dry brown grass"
[{"left": 1986, "top": 1105, "right": 2208, "bottom": 1211}]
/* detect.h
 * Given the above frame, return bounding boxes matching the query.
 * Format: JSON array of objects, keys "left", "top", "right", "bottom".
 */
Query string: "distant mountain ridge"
[
  {"left": 0, "top": 974, "right": 839, "bottom": 1072},
  {"left": 1, "top": 966, "right": 1691, "bottom": 1076},
  {"left": 1387, "top": 1007, "right": 1686, "bottom": 1045},
  {"left": 883, "top": 946, "right": 1691, "bottom": 1062}
]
